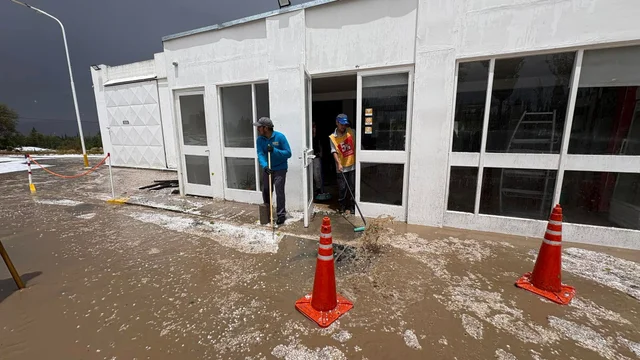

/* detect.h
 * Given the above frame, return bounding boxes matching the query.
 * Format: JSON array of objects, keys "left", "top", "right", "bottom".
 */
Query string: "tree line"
[{"left": 0, "top": 103, "right": 102, "bottom": 152}]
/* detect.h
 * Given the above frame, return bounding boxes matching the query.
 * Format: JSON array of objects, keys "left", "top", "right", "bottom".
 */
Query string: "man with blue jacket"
[{"left": 254, "top": 117, "right": 292, "bottom": 225}]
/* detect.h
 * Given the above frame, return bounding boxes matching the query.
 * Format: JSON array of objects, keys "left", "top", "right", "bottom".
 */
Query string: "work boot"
[{"left": 276, "top": 217, "right": 286, "bottom": 225}]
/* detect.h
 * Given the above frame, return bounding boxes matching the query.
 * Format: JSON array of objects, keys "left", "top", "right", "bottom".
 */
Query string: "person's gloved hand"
[
  {"left": 264, "top": 167, "right": 273, "bottom": 175},
  {"left": 267, "top": 144, "right": 274, "bottom": 153}
]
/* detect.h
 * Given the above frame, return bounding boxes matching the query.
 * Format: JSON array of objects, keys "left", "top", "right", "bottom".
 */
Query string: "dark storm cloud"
[{"left": 0, "top": 0, "right": 310, "bottom": 135}]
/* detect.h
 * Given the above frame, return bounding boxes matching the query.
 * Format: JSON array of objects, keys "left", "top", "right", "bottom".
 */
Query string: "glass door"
[
  {"left": 175, "top": 91, "right": 212, "bottom": 197},
  {"left": 355, "top": 68, "right": 413, "bottom": 220},
  {"left": 303, "top": 70, "right": 315, "bottom": 228},
  {"left": 219, "top": 83, "right": 269, "bottom": 204}
]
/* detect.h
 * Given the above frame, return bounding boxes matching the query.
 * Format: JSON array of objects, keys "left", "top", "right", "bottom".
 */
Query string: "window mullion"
[
  {"left": 552, "top": 50, "right": 584, "bottom": 207},
  {"left": 474, "top": 58, "right": 495, "bottom": 215}
]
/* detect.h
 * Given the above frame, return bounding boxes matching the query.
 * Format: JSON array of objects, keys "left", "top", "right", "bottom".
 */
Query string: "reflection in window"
[
  {"left": 360, "top": 163, "right": 403, "bottom": 205},
  {"left": 255, "top": 83, "right": 270, "bottom": 119},
  {"left": 453, "top": 61, "right": 489, "bottom": 152},
  {"left": 480, "top": 168, "right": 557, "bottom": 220},
  {"left": 179, "top": 95, "right": 207, "bottom": 146},
  {"left": 447, "top": 167, "right": 478, "bottom": 213},
  {"left": 361, "top": 74, "right": 408, "bottom": 151},
  {"left": 221, "top": 85, "right": 254, "bottom": 148},
  {"left": 225, "top": 157, "right": 257, "bottom": 191},
  {"left": 487, "top": 53, "right": 575, "bottom": 154},
  {"left": 561, "top": 171, "right": 640, "bottom": 230},
  {"left": 185, "top": 155, "right": 211, "bottom": 185},
  {"left": 569, "top": 46, "right": 640, "bottom": 155}
]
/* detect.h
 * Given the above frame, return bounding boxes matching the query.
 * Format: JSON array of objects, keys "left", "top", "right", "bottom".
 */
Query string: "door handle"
[{"left": 205, "top": 149, "right": 210, "bottom": 154}]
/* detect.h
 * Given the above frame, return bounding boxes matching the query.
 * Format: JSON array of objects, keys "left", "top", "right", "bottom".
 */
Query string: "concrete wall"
[
  {"left": 409, "top": 0, "right": 640, "bottom": 249},
  {"left": 305, "top": 0, "right": 418, "bottom": 74}
]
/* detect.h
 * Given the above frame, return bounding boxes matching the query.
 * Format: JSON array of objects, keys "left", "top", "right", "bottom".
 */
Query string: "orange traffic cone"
[
  {"left": 516, "top": 204, "right": 575, "bottom": 305},
  {"left": 295, "top": 217, "right": 353, "bottom": 327}
]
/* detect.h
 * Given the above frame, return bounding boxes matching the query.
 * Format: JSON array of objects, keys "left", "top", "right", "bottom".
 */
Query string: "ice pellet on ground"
[
  {"left": 35, "top": 199, "right": 82, "bottom": 207},
  {"left": 462, "top": 314, "right": 483, "bottom": 340},
  {"left": 618, "top": 337, "right": 640, "bottom": 357},
  {"left": 403, "top": 330, "right": 421, "bottom": 350},
  {"left": 331, "top": 330, "right": 352, "bottom": 343},
  {"left": 562, "top": 248, "right": 640, "bottom": 300},
  {"left": 495, "top": 348, "right": 517, "bottom": 360},
  {"left": 271, "top": 343, "right": 346, "bottom": 359},
  {"left": 548, "top": 317, "right": 618, "bottom": 360}
]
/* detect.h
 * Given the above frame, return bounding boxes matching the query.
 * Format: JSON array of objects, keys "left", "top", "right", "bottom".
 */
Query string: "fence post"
[{"left": 26, "top": 155, "right": 36, "bottom": 193}]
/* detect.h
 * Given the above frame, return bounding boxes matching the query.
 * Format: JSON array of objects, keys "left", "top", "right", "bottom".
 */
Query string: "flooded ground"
[{"left": 0, "top": 157, "right": 639, "bottom": 359}]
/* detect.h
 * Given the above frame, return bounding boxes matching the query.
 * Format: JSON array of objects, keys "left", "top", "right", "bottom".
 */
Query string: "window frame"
[
  {"left": 445, "top": 46, "right": 640, "bottom": 233},
  {"left": 218, "top": 81, "right": 269, "bottom": 203}
]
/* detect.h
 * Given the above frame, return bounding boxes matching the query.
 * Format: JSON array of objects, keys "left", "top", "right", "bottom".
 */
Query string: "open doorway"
[{"left": 311, "top": 74, "right": 357, "bottom": 211}]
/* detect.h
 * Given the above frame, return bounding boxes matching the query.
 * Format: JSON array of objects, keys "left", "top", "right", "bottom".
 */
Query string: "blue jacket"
[{"left": 257, "top": 131, "right": 292, "bottom": 171}]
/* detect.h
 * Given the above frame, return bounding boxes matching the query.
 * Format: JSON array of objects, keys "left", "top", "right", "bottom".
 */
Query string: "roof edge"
[{"left": 162, "top": 0, "right": 338, "bottom": 42}]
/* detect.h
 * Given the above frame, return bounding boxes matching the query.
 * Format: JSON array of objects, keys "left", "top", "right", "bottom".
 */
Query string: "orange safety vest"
[{"left": 329, "top": 129, "right": 355, "bottom": 168}]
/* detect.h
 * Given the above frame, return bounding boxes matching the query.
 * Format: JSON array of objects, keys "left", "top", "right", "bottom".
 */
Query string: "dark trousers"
[
  {"left": 263, "top": 169, "right": 287, "bottom": 220},
  {"left": 337, "top": 170, "right": 356, "bottom": 212}
]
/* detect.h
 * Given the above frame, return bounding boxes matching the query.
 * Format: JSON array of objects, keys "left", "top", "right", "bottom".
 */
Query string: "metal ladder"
[{"left": 499, "top": 111, "right": 557, "bottom": 218}]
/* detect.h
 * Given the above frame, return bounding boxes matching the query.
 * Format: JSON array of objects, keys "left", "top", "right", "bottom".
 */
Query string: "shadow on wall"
[
  {"left": 0, "top": 271, "right": 42, "bottom": 303},
  {"left": 164, "top": 19, "right": 268, "bottom": 51},
  {"left": 305, "top": 0, "right": 417, "bottom": 30}
]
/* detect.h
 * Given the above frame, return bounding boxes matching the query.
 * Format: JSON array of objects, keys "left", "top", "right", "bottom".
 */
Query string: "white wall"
[
  {"left": 163, "top": 19, "right": 270, "bottom": 201},
  {"left": 90, "top": 56, "right": 178, "bottom": 170},
  {"left": 90, "top": 66, "right": 112, "bottom": 157},
  {"left": 266, "top": 10, "right": 307, "bottom": 211},
  {"left": 157, "top": 79, "right": 177, "bottom": 169},
  {"left": 163, "top": 20, "right": 269, "bottom": 88},
  {"left": 305, "top": 0, "right": 418, "bottom": 74},
  {"left": 409, "top": 0, "right": 640, "bottom": 249},
  {"left": 106, "top": 59, "right": 155, "bottom": 80}
]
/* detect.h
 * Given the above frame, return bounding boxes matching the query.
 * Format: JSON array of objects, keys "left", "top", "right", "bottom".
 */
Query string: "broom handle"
[
  {"left": 342, "top": 171, "right": 366, "bottom": 226},
  {"left": 268, "top": 152, "right": 274, "bottom": 232}
]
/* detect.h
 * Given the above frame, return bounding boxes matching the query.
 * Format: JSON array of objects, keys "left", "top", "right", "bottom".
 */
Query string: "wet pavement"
[{"left": 0, "top": 157, "right": 639, "bottom": 360}]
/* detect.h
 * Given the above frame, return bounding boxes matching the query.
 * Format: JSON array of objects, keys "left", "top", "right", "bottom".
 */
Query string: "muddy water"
[{"left": 1, "top": 158, "right": 639, "bottom": 360}]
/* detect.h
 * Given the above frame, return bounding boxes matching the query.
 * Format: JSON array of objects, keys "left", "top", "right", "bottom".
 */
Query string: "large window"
[
  {"left": 561, "top": 171, "right": 640, "bottom": 230},
  {"left": 487, "top": 53, "right": 574, "bottom": 154},
  {"left": 453, "top": 61, "right": 489, "bottom": 152},
  {"left": 569, "top": 46, "right": 640, "bottom": 155},
  {"left": 447, "top": 45, "right": 640, "bottom": 231},
  {"left": 220, "top": 82, "right": 269, "bottom": 196}
]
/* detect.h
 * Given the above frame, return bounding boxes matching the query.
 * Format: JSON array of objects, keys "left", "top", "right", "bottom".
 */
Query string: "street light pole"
[{"left": 11, "top": 0, "right": 89, "bottom": 168}]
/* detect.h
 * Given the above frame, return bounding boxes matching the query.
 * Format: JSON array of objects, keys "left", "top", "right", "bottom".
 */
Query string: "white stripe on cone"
[
  {"left": 317, "top": 254, "right": 333, "bottom": 261},
  {"left": 542, "top": 238, "right": 562, "bottom": 246}
]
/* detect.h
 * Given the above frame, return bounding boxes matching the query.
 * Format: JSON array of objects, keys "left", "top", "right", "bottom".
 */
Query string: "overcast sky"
[{"left": 0, "top": 0, "right": 311, "bottom": 135}]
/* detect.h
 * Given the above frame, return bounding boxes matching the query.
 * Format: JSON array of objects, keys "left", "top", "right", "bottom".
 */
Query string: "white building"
[{"left": 91, "top": 0, "right": 640, "bottom": 250}]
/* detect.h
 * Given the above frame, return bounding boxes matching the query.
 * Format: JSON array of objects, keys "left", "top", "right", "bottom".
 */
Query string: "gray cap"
[{"left": 253, "top": 117, "right": 274, "bottom": 128}]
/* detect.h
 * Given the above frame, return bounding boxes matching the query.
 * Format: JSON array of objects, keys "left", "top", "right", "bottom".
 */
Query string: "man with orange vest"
[{"left": 329, "top": 114, "right": 356, "bottom": 215}]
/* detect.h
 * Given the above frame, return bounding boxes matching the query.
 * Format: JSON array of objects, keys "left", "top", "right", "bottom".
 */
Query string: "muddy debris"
[{"left": 360, "top": 216, "right": 394, "bottom": 254}]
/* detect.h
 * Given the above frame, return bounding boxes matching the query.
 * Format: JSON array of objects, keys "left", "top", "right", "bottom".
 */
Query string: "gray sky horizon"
[{"left": 0, "top": 0, "right": 311, "bottom": 136}]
